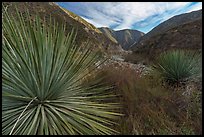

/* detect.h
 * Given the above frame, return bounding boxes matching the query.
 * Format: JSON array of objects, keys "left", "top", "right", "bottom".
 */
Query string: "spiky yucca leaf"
[
  {"left": 2, "top": 6, "right": 121, "bottom": 135},
  {"left": 153, "top": 50, "right": 201, "bottom": 85}
]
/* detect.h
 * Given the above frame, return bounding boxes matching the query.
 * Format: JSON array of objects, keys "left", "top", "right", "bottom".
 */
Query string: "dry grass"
[{"left": 91, "top": 63, "right": 202, "bottom": 135}]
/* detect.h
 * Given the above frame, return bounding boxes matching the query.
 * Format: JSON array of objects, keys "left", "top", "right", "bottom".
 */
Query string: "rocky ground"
[{"left": 97, "top": 56, "right": 151, "bottom": 77}]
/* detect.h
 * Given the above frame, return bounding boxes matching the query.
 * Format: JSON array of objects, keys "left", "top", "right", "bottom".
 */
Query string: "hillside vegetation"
[{"left": 3, "top": 2, "right": 123, "bottom": 55}]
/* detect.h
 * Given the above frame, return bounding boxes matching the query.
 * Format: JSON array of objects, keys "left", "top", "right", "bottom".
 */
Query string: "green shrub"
[
  {"left": 152, "top": 50, "right": 201, "bottom": 85},
  {"left": 2, "top": 6, "right": 121, "bottom": 135}
]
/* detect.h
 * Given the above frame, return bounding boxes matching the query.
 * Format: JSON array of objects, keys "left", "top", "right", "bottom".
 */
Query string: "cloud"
[{"left": 57, "top": 2, "right": 202, "bottom": 33}]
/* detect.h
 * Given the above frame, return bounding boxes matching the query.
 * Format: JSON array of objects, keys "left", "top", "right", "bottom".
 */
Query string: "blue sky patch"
[{"left": 56, "top": 2, "right": 202, "bottom": 33}]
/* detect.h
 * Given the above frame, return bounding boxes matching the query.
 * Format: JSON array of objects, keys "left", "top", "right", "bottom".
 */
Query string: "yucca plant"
[
  {"left": 152, "top": 50, "right": 201, "bottom": 85},
  {"left": 2, "top": 6, "right": 121, "bottom": 135}
]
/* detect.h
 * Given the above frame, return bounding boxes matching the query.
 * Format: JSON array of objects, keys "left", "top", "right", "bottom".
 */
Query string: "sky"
[{"left": 56, "top": 2, "right": 202, "bottom": 33}]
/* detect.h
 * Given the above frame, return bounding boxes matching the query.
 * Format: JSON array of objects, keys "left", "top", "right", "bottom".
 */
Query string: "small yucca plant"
[
  {"left": 2, "top": 6, "right": 121, "bottom": 135},
  {"left": 153, "top": 50, "right": 201, "bottom": 85}
]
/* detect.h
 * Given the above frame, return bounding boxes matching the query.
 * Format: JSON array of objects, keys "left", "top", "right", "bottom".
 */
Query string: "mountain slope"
[
  {"left": 98, "top": 27, "right": 118, "bottom": 43},
  {"left": 126, "top": 18, "right": 202, "bottom": 63},
  {"left": 99, "top": 27, "right": 144, "bottom": 50},
  {"left": 114, "top": 29, "right": 145, "bottom": 50},
  {"left": 131, "top": 9, "right": 202, "bottom": 50},
  {"left": 3, "top": 2, "right": 123, "bottom": 55}
]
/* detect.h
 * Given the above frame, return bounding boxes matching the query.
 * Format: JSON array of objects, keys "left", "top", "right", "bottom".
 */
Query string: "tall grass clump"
[
  {"left": 2, "top": 6, "right": 121, "bottom": 135},
  {"left": 152, "top": 50, "right": 201, "bottom": 86},
  {"left": 96, "top": 65, "right": 172, "bottom": 134}
]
